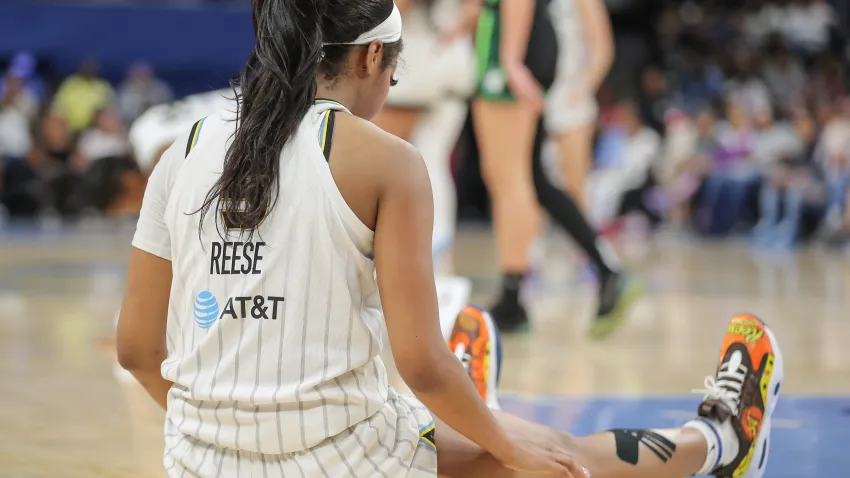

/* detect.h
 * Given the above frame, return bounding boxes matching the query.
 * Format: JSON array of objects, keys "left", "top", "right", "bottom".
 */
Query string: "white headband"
[{"left": 324, "top": 3, "right": 402, "bottom": 46}]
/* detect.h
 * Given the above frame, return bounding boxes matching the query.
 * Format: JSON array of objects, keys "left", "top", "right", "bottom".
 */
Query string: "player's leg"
[
  {"left": 529, "top": 119, "right": 638, "bottom": 339},
  {"left": 472, "top": 2, "right": 544, "bottom": 333},
  {"left": 473, "top": 96, "right": 541, "bottom": 331},
  {"left": 443, "top": 307, "right": 783, "bottom": 478},
  {"left": 435, "top": 412, "right": 708, "bottom": 478},
  {"left": 550, "top": 109, "right": 597, "bottom": 213}
]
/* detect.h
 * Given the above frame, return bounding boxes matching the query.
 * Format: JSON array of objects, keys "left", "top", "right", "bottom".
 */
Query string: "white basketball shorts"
[
  {"left": 164, "top": 388, "right": 437, "bottom": 477},
  {"left": 545, "top": 78, "right": 599, "bottom": 134}
]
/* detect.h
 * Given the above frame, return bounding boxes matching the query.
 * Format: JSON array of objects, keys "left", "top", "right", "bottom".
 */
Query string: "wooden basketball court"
[{"left": 0, "top": 225, "right": 847, "bottom": 477}]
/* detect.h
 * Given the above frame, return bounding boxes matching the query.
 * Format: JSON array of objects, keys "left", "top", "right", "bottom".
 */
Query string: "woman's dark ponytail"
[
  {"left": 198, "top": 0, "right": 326, "bottom": 236},
  {"left": 198, "top": 0, "right": 399, "bottom": 238}
]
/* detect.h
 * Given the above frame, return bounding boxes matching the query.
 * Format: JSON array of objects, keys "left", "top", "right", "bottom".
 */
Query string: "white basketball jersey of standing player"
[
  {"left": 128, "top": 89, "right": 235, "bottom": 171},
  {"left": 132, "top": 100, "right": 393, "bottom": 456}
]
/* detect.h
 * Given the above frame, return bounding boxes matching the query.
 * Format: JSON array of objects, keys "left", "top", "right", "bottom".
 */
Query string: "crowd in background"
[
  {"left": 1, "top": 0, "right": 849, "bottom": 250},
  {"left": 583, "top": 0, "right": 850, "bottom": 249},
  {"left": 0, "top": 53, "right": 170, "bottom": 219}
]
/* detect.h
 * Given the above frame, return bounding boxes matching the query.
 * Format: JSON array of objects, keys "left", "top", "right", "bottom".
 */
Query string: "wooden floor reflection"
[{"left": 0, "top": 227, "right": 848, "bottom": 477}]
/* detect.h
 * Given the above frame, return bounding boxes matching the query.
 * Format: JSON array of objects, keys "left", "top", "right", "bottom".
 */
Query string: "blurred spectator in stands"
[
  {"left": 637, "top": 64, "right": 675, "bottom": 135},
  {"left": 698, "top": 99, "right": 758, "bottom": 233},
  {"left": 0, "top": 71, "right": 38, "bottom": 160},
  {"left": 77, "top": 107, "right": 131, "bottom": 167},
  {"left": 0, "top": 52, "right": 45, "bottom": 104},
  {"left": 659, "top": 106, "right": 716, "bottom": 227},
  {"left": 801, "top": 53, "right": 846, "bottom": 106},
  {"left": 117, "top": 61, "right": 173, "bottom": 125},
  {"left": 675, "top": 50, "right": 725, "bottom": 112},
  {"left": 38, "top": 113, "right": 78, "bottom": 167},
  {"left": 781, "top": 0, "right": 837, "bottom": 58},
  {"left": 750, "top": 107, "right": 803, "bottom": 171},
  {"left": 588, "top": 100, "right": 661, "bottom": 230},
  {"left": 742, "top": 0, "right": 784, "bottom": 48},
  {"left": 816, "top": 100, "right": 850, "bottom": 243},
  {"left": 724, "top": 49, "right": 771, "bottom": 121},
  {"left": 761, "top": 35, "right": 807, "bottom": 116},
  {"left": 7, "top": 112, "right": 88, "bottom": 218},
  {"left": 752, "top": 108, "right": 821, "bottom": 247},
  {"left": 83, "top": 156, "right": 146, "bottom": 218},
  {"left": 52, "top": 58, "right": 114, "bottom": 133},
  {"left": 2, "top": 114, "right": 68, "bottom": 218}
]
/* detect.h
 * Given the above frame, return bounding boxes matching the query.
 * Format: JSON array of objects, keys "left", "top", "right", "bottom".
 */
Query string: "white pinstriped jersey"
[{"left": 132, "top": 100, "right": 392, "bottom": 455}]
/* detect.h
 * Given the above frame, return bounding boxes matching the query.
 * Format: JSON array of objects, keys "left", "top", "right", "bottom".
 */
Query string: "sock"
[
  {"left": 528, "top": 118, "right": 621, "bottom": 277},
  {"left": 498, "top": 272, "right": 525, "bottom": 306},
  {"left": 684, "top": 418, "right": 740, "bottom": 475}
]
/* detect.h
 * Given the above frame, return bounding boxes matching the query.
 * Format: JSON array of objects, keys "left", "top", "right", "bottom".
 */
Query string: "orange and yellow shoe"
[
  {"left": 694, "top": 314, "right": 784, "bottom": 478},
  {"left": 446, "top": 305, "right": 502, "bottom": 410}
]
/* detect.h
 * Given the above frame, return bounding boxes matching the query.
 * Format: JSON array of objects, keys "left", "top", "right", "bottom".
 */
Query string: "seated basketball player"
[{"left": 116, "top": 1, "right": 782, "bottom": 476}]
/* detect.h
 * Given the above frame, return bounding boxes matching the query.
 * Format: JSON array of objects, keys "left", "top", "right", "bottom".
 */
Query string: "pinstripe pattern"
[
  {"left": 296, "top": 224, "right": 315, "bottom": 450},
  {"left": 273, "top": 231, "right": 295, "bottom": 451},
  {"left": 165, "top": 390, "right": 436, "bottom": 477},
  {"left": 143, "top": 102, "right": 436, "bottom": 475}
]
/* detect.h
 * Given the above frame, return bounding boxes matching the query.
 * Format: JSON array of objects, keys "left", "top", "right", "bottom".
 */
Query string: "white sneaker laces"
[
  {"left": 454, "top": 343, "right": 471, "bottom": 373},
  {"left": 693, "top": 352, "right": 747, "bottom": 416}
]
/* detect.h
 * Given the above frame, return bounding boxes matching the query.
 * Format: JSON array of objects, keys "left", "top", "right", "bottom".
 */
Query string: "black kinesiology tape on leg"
[{"left": 609, "top": 429, "right": 677, "bottom": 465}]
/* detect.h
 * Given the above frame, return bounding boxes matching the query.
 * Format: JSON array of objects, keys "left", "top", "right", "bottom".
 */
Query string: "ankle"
[
  {"left": 684, "top": 418, "right": 739, "bottom": 475},
  {"left": 497, "top": 271, "right": 526, "bottom": 303}
]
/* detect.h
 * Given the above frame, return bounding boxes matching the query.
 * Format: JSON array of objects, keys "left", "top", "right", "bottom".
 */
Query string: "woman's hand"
[
  {"left": 494, "top": 439, "right": 589, "bottom": 477},
  {"left": 504, "top": 61, "right": 544, "bottom": 113}
]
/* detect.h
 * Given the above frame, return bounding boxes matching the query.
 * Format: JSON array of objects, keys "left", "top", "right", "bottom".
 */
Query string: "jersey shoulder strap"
[
  {"left": 318, "top": 109, "right": 337, "bottom": 162},
  {"left": 314, "top": 98, "right": 349, "bottom": 162},
  {"left": 185, "top": 117, "right": 208, "bottom": 157}
]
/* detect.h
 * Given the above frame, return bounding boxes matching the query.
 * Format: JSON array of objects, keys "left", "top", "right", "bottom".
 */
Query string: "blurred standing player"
[
  {"left": 371, "top": 0, "right": 476, "bottom": 274},
  {"left": 128, "top": 88, "right": 235, "bottom": 175},
  {"left": 546, "top": 0, "right": 613, "bottom": 212},
  {"left": 452, "top": 0, "right": 636, "bottom": 335}
]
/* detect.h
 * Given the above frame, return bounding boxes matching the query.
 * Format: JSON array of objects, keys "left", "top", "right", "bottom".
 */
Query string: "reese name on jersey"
[{"left": 210, "top": 241, "right": 266, "bottom": 275}]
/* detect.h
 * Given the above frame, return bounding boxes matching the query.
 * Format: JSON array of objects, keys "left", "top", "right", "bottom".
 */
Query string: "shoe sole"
[
  {"left": 739, "top": 316, "right": 784, "bottom": 478},
  {"left": 590, "top": 278, "right": 641, "bottom": 340},
  {"left": 448, "top": 305, "right": 502, "bottom": 409}
]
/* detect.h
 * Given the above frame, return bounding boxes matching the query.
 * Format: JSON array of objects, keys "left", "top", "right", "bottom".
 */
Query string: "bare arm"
[
  {"left": 117, "top": 247, "right": 173, "bottom": 409},
  {"left": 576, "top": 0, "right": 614, "bottom": 91},
  {"left": 371, "top": 138, "right": 578, "bottom": 475},
  {"left": 500, "top": 0, "right": 534, "bottom": 67},
  {"left": 116, "top": 135, "right": 182, "bottom": 410},
  {"left": 499, "top": 0, "right": 544, "bottom": 110},
  {"left": 373, "top": 141, "right": 515, "bottom": 460}
]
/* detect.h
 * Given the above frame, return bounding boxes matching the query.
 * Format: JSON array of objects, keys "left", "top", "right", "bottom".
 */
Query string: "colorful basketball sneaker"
[
  {"left": 694, "top": 314, "right": 784, "bottom": 478},
  {"left": 446, "top": 305, "right": 502, "bottom": 410}
]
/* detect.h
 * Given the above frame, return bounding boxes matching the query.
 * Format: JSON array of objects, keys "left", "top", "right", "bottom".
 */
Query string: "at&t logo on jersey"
[
  {"left": 194, "top": 291, "right": 220, "bottom": 328},
  {"left": 192, "top": 291, "right": 285, "bottom": 327}
]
